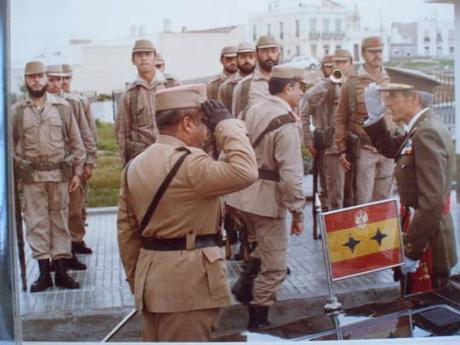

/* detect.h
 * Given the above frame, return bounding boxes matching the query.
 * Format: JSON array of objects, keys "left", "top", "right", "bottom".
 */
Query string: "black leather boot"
[
  {"left": 231, "top": 257, "right": 261, "bottom": 304},
  {"left": 54, "top": 259, "right": 80, "bottom": 289},
  {"left": 67, "top": 254, "right": 87, "bottom": 270},
  {"left": 247, "top": 305, "right": 271, "bottom": 331},
  {"left": 30, "top": 259, "right": 53, "bottom": 293},
  {"left": 72, "top": 241, "right": 93, "bottom": 254}
]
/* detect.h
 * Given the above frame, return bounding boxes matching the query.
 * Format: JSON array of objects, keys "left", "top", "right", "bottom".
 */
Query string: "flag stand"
[{"left": 316, "top": 194, "right": 343, "bottom": 313}]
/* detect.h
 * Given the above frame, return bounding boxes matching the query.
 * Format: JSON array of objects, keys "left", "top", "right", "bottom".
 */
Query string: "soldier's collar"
[
  {"left": 156, "top": 134, "right": 188, "bottom": 147},
  {"left": 406, "top": 107, "right": 429, "bottom": 134}
]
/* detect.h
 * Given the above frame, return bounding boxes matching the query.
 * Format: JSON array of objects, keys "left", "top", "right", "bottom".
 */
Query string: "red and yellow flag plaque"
[{"left": 322, "top": 199, "right": 404, "bottom": 280}]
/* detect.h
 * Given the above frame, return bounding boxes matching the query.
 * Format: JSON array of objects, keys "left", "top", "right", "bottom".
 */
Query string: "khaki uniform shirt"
[
  {"left": 206, "top": 72, "right": 229, "bottom": 100},
  {"left": 364, "top": 110, "right": 457, "bottom": 275},
  {"left": 12, "top": 93, "right": 86, "bottom": 181},
  {"left": 226, "top": 96, "right": 305, "bottom": 221},
  {"left": 335, "top": 66, "right": 390, "bottom": 153},
  {"left": 63, "top": 92, "right": 97, "bottom": 166},
  {"left": 232, "top": 68, "right": 270, "bottom": 117},
  {"left": 76, "top": 93, "right": 98, "bottom": 149},
  {"left": 300, "top": 78, "right": 341, "bottom": 154},
  {"left": 115, "top": 73, "right": 166, "bottom": 163},
  {"left": 117, "top": 119, "right": 258, "bottom": 313},
  {"left": 217, "top": 71, "right": 248, "bottom": 113}
]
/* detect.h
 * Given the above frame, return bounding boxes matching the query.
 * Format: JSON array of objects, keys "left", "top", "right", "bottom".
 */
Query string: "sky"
[{"left": 11, "top": 0, "right": 455, "bottom": 65}]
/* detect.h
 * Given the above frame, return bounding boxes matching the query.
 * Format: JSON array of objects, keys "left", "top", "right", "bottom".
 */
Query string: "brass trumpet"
[{"left": 330, "top": 68, "right": 345, "bottom": 84}]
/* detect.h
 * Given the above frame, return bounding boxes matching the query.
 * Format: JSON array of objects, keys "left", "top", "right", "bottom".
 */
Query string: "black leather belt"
[
  {"left": 258, "top": 169, "right": 280, "bottom": 182},
  {"left": 141, "top": 234, "right": 222, "bottom": 251}
]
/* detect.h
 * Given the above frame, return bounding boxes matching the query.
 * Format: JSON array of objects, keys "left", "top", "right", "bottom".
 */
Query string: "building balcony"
[{"left": 309, "top": 32, "right": 320, "bottom": 40}]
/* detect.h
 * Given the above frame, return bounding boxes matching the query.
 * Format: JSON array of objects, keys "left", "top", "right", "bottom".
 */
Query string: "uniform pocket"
[
  {"left": 49, "top": 117, "right": 64, "bottom": 142},
  {"left": 202, "top": 247, "right": 230, "bottom": 301}
]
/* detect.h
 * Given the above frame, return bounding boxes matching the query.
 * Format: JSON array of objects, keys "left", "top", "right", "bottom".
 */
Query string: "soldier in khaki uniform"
[
  {"left": 363, "top": 83, "right": 457, "bottom": 290},
  {"left": 13, "top": 61, "right": 86, "bottom": 292},
  {"left": 217, "top": 42, "right": 256, "bottom": 112},
  {"left": 117, "top": 84, "right": 258, "bottom": 341},
  {"left": 155, "top": 53, "right": 181, "bottom": 88},
  {"left": 46, "top": 64, "right": 97, "bottom": 269},
  {"left": 335, "top": 37, "right": 395, "bottom": 205},
  {"left": 206, "top": 46, "right": 238, "bottom": 100},
  {"left": 226, "top": 66, "right": 305, "bottom": 330},
  {"left": 62, "top": 63, "right": 98, "bottom": 255},
  {"left": 115, "top": 39, "right": 166, "bottom": 165},
  {"left": 232, "top": 36, "right": 280, "bottom": 117}
]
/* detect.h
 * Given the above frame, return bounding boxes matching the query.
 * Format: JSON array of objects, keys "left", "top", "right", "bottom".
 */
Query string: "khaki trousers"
[
  {"left": 240, "top": 212, "right": 288, "bottom": 306},
  {"left": 325, "top": 153, "right": 345, "bottom": 210},
  {"left": 142, "top": 308, "right": 220, "bottom": 342},
  {"left": 69, "top": 178, "right": 87, "bottom": 242},
  {"left": 22, "top": 182, "right": 72, "bottom": 260},
  {"left": 355, "top": 148, "right": 395, "bottom": 205}
]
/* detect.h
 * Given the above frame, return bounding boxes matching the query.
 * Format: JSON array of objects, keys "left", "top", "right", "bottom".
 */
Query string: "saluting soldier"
[
  {"left": 62, "top": 63, "right": 98, "bottom": 255},
  {"left": 155, "top": 53, "right": 181, "bottom": 88},
  {"left": 117, "top": 85, "right": 258, "bottom": 342},
  {"left": 364, "top": 82, "right": 457, "bottom": 291},
  {"left": 12, "top": 61, "right": 86, "bottom": 292},
  {"left": 335, "top": 37, "right": 395, "bottom": 205},
  {"left": 232, "top": 36, "right": 280, "bottom": 117},
  {"left": 115, "top": 39, "right": 166, "bottom": 165},
  {"left": 46, "top": 64, "right": 97, "bottom": 269},
  {"left": 227, "top": 66, "right": 306, "bottom": 330},
  {"left": 206, "top": 46, "right": 238, "bottom": 100},
  {"left": 217, "top": 42, "right": 256, "bottom": 112}
]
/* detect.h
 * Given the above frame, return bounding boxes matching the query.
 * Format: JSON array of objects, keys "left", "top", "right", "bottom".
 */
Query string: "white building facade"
[{"left": 248, "top": 0, "right": 364, "bottom": 62}]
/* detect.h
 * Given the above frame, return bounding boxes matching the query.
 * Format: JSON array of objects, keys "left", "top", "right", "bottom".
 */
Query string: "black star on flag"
[
  {"left": 343, "top": 236, "right": 361, "bottom": 253},
  {"left": 371, "top": 228, "right": 387, "bottom": 246}
]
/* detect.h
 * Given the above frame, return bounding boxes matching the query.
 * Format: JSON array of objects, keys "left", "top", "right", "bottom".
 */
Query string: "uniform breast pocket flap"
[{"left": 49, "top": 117, "right": 63, "bottom": 142}]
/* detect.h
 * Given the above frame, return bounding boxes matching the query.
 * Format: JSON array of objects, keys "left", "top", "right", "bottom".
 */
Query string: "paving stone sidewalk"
[{"left": 19, "top": 182, "right": 460, "bottom": 316}]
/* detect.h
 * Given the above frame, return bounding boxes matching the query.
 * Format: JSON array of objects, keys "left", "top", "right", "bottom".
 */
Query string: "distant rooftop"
[{"left": 185, "top": 25, "right": 239, "bottom": 34}]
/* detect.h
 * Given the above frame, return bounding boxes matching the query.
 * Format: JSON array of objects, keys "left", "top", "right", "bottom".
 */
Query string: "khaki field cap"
[
  {"left": 333, "top": 49, "right": 352, "bottom": 61},
  {"left": 256, "top": 36, "right": 279, "bottom": 49},
  {"left": 46, "top": 64, "right": 66, "bottom": 77},
  {"left": 221, "top": 46, "right": 237, "bottom": 57},
  {"left": 362, "top": 36, "right": 384, "bottom": 51},
  {"left": 62, "top": 64, "right": 73, "bottom": 77},
  {"left": 321, "top": 55, "right": 334, "bottom": 67},
  {"left": 155, "top": 53, "right": 165, "bottom": 64},
  {"left": 132, "top": 39, "right": 155, "bottom": 53},
  {"left": 155, "top": 84, "right": 207, "bottom": 112},
  {"left": 24, "top": 61, "right": 46, "bottom": 76},
  {"left": 270, "top": 66, "right": 305, "bottom": 83},
  {"left": 237, "top": 42, "right": 256, "bottom": 54}
]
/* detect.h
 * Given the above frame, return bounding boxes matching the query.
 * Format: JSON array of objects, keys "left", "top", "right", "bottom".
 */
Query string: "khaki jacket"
[
  {"left": 117, "top": 119, "right": 258, "bottom": 313},
  {"left": 226, "top": 96, "right": 305, "bottom": 221},
  {"left": 63, "top": 92, "right": 97, "bottom": 166},
  {"left": 300, "top": 78, "right": 341, "bottom": 154},
  {"left": 335, "top": 66, "right": 390, "bottom": 153},
  {"left": 232, "top": 68, "right": 270, "bottom": 117},
  {"left": 115, "top": 74, "right": 165, "bottom": 164},
  {"left": 217, "top": 72, "right": 246, "bottom": 113},
  {"left": 364, "top": 110, "right": 457, "bottom": 275},
  {"left": 76, "top": 93, "right": 98, "bottom": 148},
  {"left": 12, "top": 93, "right": 86, "bottom": 181},
  {"left": 206, "top": 72, "right": 228, "bottom": 100}
]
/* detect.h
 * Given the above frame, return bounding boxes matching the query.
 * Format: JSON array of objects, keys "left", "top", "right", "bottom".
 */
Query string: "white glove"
[
  {"left": 364, "top": 82, "right": 385, "bottom": 124},
  {"left": 400, "top": 258, "right": 420, "bottom": 275}
]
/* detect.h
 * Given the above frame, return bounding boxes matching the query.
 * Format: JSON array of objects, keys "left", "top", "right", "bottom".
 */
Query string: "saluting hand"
[{"left": 202, "top": 99, "right": 232, "bottom": 131}]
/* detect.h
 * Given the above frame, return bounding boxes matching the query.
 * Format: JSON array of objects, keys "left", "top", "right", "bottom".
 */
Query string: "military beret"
[
  {"left": 256, "top": 36, "right": 279, "bottom": 49},
  {"left": 237, "top": 42, "right": 256, "bottom": 54},
  {"left": 270, "top": 66, "right": 305, "bottom": 83},
  {"left": 321, "top": 55, "right": 334, "bottom": 67},
  {"left": 62, "top": 64, "right": 73, "bottom": 77},
  {"left": 132, "top": 39, "right": 155, "bottom": 53},
  {"left": 155, "top": 84, "right": 207, "bottom": 112},
  {"left": 46, "top": 64, "right": 66, "bottom": 77},
  {"left": 362, "top": 36, "right": 384, "bottom": 51},
  {"left": 333, "top": 49, "right": 353, "bottom": 61},
  {"left": 24, "top": 61, "right": 45, "bottom": 76},
  {"left": 221, "top": 46, "right": 237, "bottom": 57}
]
